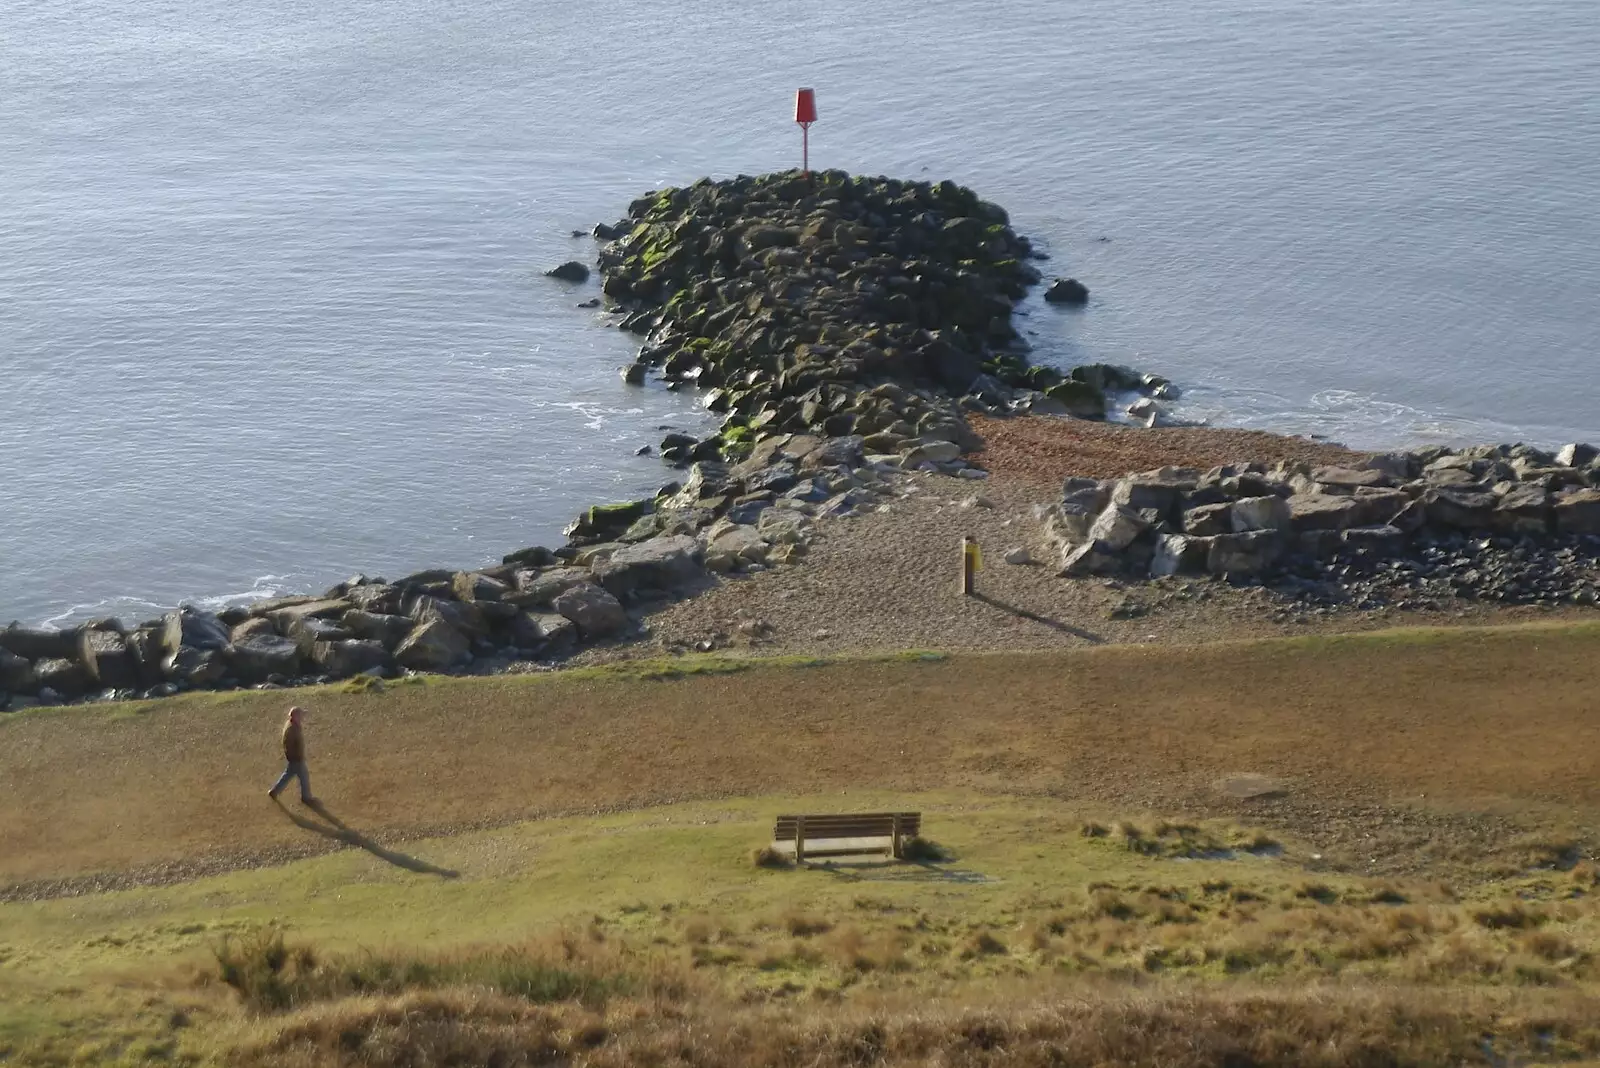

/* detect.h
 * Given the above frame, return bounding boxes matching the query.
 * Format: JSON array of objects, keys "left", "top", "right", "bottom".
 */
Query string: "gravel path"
[
  {"left": 966, "top": 413, "right": 1366, "bottom": 486},
  {"left": 591, "top": 468, "right": 1580, "bottom": 664}
]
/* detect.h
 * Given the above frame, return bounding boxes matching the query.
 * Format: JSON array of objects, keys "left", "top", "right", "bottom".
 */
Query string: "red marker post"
[{"left": 794, "top": 88, "right": 817, "bottom": 178}]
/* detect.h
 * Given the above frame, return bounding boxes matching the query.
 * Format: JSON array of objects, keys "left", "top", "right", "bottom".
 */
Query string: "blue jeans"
[{"left": 271, "top": 761, "right": 312, "bottom": 801}]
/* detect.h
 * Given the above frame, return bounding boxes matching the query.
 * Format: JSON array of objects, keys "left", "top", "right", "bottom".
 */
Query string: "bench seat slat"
[
  {"left": 769, "top": 836, "right": 897, "bottom": 857},
  {"left": 774, "top": 813, "right": 920, "bottom": 841},
  {"left": 774, "top": 824, "right": 920, "bottom": 837}
]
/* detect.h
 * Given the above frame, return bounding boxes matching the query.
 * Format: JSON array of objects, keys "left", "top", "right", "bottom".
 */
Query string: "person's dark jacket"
[{"left": 282, "top": 720, "right": 305, "bottom": 764}]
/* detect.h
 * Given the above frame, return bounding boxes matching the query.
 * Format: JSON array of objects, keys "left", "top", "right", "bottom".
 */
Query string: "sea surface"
[{"left": 3, "top": 0, "right": 1597, "bottom": 626}]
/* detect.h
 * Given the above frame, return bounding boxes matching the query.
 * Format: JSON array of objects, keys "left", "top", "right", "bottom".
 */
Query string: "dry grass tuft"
[
  {"left": 1472, "top": 902, "right": 1548, "bottom": 931},
  {"left": 224, "top": 983, "right": 1600, "bottom": 1068},
  {"left": 900, "top": 836, "right": 950, "bottom": 862},
  {"left": 783, "top": 912, "right": 833, "bottom": 938},
  {"left": 751, "top": 846, "right": 791, "bottom": 870},
  {"left": 210, "top": 927, "right": 684, "bottom": 1014}
]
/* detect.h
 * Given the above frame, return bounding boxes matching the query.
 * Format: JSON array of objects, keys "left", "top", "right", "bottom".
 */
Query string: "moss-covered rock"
[{"left": 1045, "top": 380, "right": 1108, "bottom": 419}]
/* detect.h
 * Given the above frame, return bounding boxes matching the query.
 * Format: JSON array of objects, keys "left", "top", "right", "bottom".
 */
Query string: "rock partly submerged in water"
[
  {"left": 545, "top": 260, "right": 591, "bottom": 282},
  {"left": 1043, "top": 277, "right": 1089, "bottom": 305}
]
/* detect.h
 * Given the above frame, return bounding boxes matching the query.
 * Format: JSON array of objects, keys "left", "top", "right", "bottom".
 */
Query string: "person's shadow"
[{"left": 273, "top": 798, "right": 459, "bottom": 879}]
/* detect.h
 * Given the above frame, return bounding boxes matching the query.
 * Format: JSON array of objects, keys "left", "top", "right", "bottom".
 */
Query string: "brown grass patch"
[{"left": 226, "top": 983, "right": 1600, "bottom": 1068}]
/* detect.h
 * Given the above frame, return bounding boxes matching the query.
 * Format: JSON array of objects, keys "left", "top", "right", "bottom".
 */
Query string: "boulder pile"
[
  {"left": 2, "top": 171, "right": 1185, "bottom": 711},
  {"left": 1043, "top": 442, "right": 1600, "bottom": 604},
  {"left": 0, "top": 429, "right": 922, "bottom": 711},
  {"left": 595, "top": 170, "right": 1172, "bottom": 460}
]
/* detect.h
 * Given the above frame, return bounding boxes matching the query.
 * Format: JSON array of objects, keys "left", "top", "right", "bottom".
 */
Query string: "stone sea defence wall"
[
  {"left": 3, "top": 171, "right": 1169, "bottom": 711},
  {"left": 1043, "top": 442, "right": 1600, "bottom": 608}
]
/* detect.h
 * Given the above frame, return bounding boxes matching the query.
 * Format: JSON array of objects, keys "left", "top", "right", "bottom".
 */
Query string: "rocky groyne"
[
  {"left": 1040, "top": 442, "right": 1600, "bottom": 607},
  {"left": 3, "top": 171, "right": 1168, "bottom": 711}
]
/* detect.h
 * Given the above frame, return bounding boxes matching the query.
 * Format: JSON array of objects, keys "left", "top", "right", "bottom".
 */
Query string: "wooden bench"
[{"left": 772, "top": 812, "right": 921, "bottom": 863}]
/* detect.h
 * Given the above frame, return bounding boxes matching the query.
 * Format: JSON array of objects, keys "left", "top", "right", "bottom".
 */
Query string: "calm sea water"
[{"left": 3, "top": 0, "right": 1597, "bottom": 626}]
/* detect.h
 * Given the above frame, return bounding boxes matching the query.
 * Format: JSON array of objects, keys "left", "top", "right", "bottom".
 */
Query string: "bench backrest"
[{"left": 773, "top": 812, "right": 921, "bottom": 841}]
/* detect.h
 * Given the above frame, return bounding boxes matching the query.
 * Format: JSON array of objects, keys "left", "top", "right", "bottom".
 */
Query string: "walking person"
[{"left": 267, "top": 706, "right": 317, "bottom": 804}]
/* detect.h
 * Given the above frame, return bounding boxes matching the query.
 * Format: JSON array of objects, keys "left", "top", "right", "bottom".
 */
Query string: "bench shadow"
[
  {"left": 971, "top": 592, "right": 1105, "bottom": 643},
  {"left": 274, "top": 799, "right": 460, "bottom": 879},
  {"left": 804, "top": 859, "right": 993, "bottom": 885}
]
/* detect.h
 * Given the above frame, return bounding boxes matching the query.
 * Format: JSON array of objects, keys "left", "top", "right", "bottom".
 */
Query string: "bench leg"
[
  {"left": 795, "top": 816, "right": 805, "bottom": 865},
  {"left": 892, "top": 814, "right": 903, "bottom": 860}
]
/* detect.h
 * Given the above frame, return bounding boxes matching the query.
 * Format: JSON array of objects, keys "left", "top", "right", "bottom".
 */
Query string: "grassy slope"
[
  {"left": 6, "top": 622, "right": 1600, "bottom": 1064},
  {"left": 6, "top": 791, "right": 1600, "bottom": 1064},
  {"left": 6, "top": 622, "right": 1600, "bottom": 889}
]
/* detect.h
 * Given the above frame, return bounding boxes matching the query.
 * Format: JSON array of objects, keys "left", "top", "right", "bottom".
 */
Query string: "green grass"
[{"left": 6, "top": 788, "right": 1600, "bottom": 1063}]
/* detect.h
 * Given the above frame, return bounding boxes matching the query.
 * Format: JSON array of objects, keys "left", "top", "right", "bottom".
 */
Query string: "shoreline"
[{"left": 4, "top": 170, "right": 1597, "bottom": 710}]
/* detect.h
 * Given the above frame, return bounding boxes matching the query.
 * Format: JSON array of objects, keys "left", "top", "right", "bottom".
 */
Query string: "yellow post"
[{"left": 960, "top": 536, "right": 981, "bottom": 596}]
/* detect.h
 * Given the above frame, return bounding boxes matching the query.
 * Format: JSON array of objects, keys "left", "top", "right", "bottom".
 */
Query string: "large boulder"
[
  {"left": 287, "top": 616, "right": 352, "bottom": 656},
  {"left": 1490, "top": 485, "right": 1552, "bottom": 536},
  {"left": 0, "top": 624, "right": 80, "bottom": 662},
  {"left": 79, "top": 629, "right": 138, "bottom": 690},
  {"left": 1110, "top": 473, "right": 1190, "bottom": 517},
  {"left": 229, "top": 617, "right": 277, "bottom": 644},
  {"left": 35, "top": 657, "right": 90, "bottom": 698},
  {"left": 227, "top": 633, "right": 303, "bottom": 683},
  {"left": 1087, "top": 505, "right": 1150, "bottom": 551},
  {"left": 311, "top": 639, "right": 391, "bottom": 679},
  {"left": 453, "top": 571, "right": 511, "bottom": 603},
  {"left": 345, "top": 583, "right": 403, "bottom": 615},
  {"left": 0, "top": 649, "right": 38, "bottom": 694},
  {"left": 164, "top": 646, "right": 227, "bottom": 686},
  {"left": 900, "top": 440, "right": 961, "bottom": 467},
  {"left": 757, "top": 508, "right": 811, "bottom": 545},
  {"left": 1182, "top": 502, "right": 1234, "bottom": 536},
  {"left": 921, "top": 337, "right": 983, "bottom": 393},
  {"left": 264, "top": 598, "right": 352, "bottom": 633},
  {"left": 394, "top": 619, "right": 471, "bottom": 672},
  {"left": 125, "top": 628, "right": 165, "bottom": 688},
  {"left": 1043, "top": 380, "right": 1105, "bottom": 418},
  {"left": 503, "top": 545, "right": 558, "bottom": 569},
  {"left": 1041, "top": 503, "right": 1095, "bottom": 550},
  {"left": 565, "top": 499, "right": 655, "bottom": 542},
  {"left": 508, "top": 611, "right": 577, "bottom": 651},
  {"left": 553, "top": 583, "right": 629, "bottom": 640},
  {"left": 340, "top": 610, "right": 414, "bottom": 648},
  {"left": 1556, "top": 443, "right": 1598, "bottom": 468},
  {"left": 1350, "top": 487, "right": 1411, "bottom": 527},
  {"left": 1151, "top": 534, "right": 1209, "bottom": 577},
  {"left": 1206, "top": 531, "right": 1284, "bottom": 576},
  {"left": 1555, "top": 488, "right": 1600, "bottom": 535},
  {"left": 1231, "top": 496, "right": 1292, "bottom": 533},
  {"left": 1310, "top": 467, "right": 1388, "bottom": 493},
  {"left": 1357, "top": 453, "right": 1417, "bottom": 482},
  {"left": 1058, "top": 540, "right": 1125, "bottom": 577},
  {"left": 1339, "top": 525, "right": 1406, "bottom": 555},
  {"left": 1426, "top": 489, "right": 1498, "bottom": 530},
  {"left": 705, "top": 526, "right": 770, "bottom": 572},
  {"left": 545, "top": 260, "right": 590, "bottom": 282},
  {"left": 1286, "top": 494, "right": 1361, "bottom": 532},
  {"left": 161, "top": 607, "right": 231, "bottom": 685},
  {"left": 593, "top": 535, "right": 705, "bottom": 601},
  {"left": 528, "top": 612, "right": 578, "bottom": 649},
  {"left": 507, "top": 567, "right": 593, "bottom": 608},
  {"left": 1043, "top": 278, "right": 1089, "bottom": 305},
  {"left": 409, "top": 596, "right": 489, "bottom": 641}
]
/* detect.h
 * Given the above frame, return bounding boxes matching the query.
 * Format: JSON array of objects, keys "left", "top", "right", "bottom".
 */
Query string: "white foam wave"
[{"left": 35, "top": 574, "right": 311, "bottom": 630}]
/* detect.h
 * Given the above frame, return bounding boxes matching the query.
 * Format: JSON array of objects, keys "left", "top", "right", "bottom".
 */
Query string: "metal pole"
[{"left": 802, "top": 123, "right": 810, "bottom": 178}]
